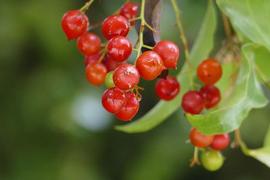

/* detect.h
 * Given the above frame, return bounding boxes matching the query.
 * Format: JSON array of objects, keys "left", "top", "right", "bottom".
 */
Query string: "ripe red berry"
[
  {"left": 77, "top": 32, "right": 101, "bottom": 56},
  {"left": 200, "top": 85, "right": 221, "bottom": 109},
  {"left": 61, "top": 10, "right": 89, "bottom": 40},
  {"left": 102, "top": 87, "right": 126, "bottom": 113},
  {"left": 120, "top": 2, "right": 139, "bottom": 21},
  {"left": 103, "top": 55, "right": 126, "bottom": 71},
  {"left": 85, "top": 63, "right": 107, "bottom": 86},
  {"left": 181, "top": 91, "right": 204, "bottom": 114},
  {"left": 102, "top": 15, "right": 130, "bottom": 40},
  {"left": 113, "top": 64, "right": 140, "bottom": 90},
  {"left": 197, "top": 58, "right": 222, "bottom": 85},
  {"left": 107, "top": 36, "right": 132, "bottom": 62},
  {"left": 153, "top": 40, "right": 180, "bottom": 69},
  {"left": 210, "top": 134, "right": 230, "bottom": 151},
  {"left": 155, "top": 76, "right": 180, "bottom": 101},
  {"left": 189, "top": 128, "right": 214, "bottom": 148},
  {"left": 116, "top": 92, "right": 139, "bottom": 121},
  {"left": 84, "top": 53, "right": 100, "bottom": 66},
  {"left": 136, "top": 51, "right": 165, "bottom": 80}
]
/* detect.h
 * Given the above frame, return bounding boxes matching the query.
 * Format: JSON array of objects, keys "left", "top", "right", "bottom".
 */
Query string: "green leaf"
[
  {"left": 237, "top": 45, "right": 270, "bottom": 168},
  {"left": 264, "top": 125, "right": 270, "bottom": 146},
  {"left": 217, "top": 0, "right": 270, "bottom": 51},
  {"left": 245, "top": 147, "right": 270, "bottom": 167},
  {"left": 115, "top": 0, "right": 217, "bottom": 133},
  {"left": 240, "top": 124, "right": 270, "bottom": 168},
  {"left": 187, "top": 44, "right": 268, "bottom": 135},
  {"left": 242, "top": 44, "right": 270, "bottom": 84}
]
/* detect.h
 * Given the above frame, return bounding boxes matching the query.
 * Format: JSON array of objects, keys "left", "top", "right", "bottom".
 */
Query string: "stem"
[
  {"left": 133, "top": 48, "right": 139, "bottom": 52},
  {"left": 222, "top": 13, "right": 233, "bottom": 40},
  {"left": 129, "top": 17, "right": 141, "bottom": 23},
  {"left": 170, "top": 0, "right": 194, "bottom": 89},
  {"left": 80, "top": 0, "right": 94, "bottom": 13},
  {"left": 97, "top": 49, "right": 106, "bottom": 63},
  {"left": 170, "top": 0, "right": 190, "bottom": 61},
  {"left": 89, "top": 21, "right": 102, "bottom": 31},
  {"left": 231, "top": 129, "right": 251, "bottom": 156},
  {"left": 190, "top": 147, "right": 200, "bottom": 167},
  {"left": 142, "top": 44, "right": 154, "bottom": 50},
  {"left": 232, "top": 129, "right": 241, "bottom": 147},
  {"left": 135, "top": 0, "right": 146, "bottom": 59},
  {"left": 134, "top": 0, "right": 157, "bottom": 61},
  {"left": 133, "top": 85, "right": 144, "bottom": 101}
]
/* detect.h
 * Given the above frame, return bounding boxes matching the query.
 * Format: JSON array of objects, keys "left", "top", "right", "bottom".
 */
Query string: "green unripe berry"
[
  {"left": 201, "top": 150, "right": 224, "bottom": 171},
  {"left": 105, "top": 71, "right": 115, "bottom": 88}
]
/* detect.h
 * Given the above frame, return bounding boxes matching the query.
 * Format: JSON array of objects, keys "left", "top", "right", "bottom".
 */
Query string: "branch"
[{"left": 170, "top": 0, "right": 190, "bottom": 61}]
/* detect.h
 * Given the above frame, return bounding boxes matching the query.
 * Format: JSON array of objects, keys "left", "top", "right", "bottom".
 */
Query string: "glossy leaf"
[
  {"left": 242, "top": 44, "right": 270, "bottom": 83},
  {"left": 187, "top": 44, "right": 268, "bottom": 135},
  {"left": 217, "top": 0, "right": 270, "bottom": 51},
  {"left": 115, "top": 0, "right": 217, "bottom": 133}
]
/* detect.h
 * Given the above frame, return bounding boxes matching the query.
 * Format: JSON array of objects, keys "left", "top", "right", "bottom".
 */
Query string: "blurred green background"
[{"left": 0, "top": 0, "right": 270, "bottom": 179}]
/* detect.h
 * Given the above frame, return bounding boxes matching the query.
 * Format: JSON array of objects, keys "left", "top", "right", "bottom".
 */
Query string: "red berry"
[
  {"left": 102, "top": 87, "right": 126, "bottom": 113},
  {"left": 102, "top": 15, "right": 130, "bottom": 40},
  {"left": 77, "top": 32, "right": 101, "bottom": 56},
  {"left": 197, "top": 58, "right": 222, "bottom": 85},
  {"left": 189, "top": 128, "right": 214, "bottom": 148},
  {"left": 85, "top": 63, "right": 107, "bottom": 86},
  {"left": 155, "top": 76, "right": 180, "bottom": 101},
  {"left": 113, "top": 64, "right": 140, "bottom": 90},
  {"left": 200, "top": 85, "right": 221, "bottom": 109},
  {"left": 153, "top": 40, "right": 180, "bottom": 69},
  {"left": 103, "top": 55, "right": 126, "bottom": 71},
  {"left": 84, "top": 53, "right": 100, "bottom": 66},
  {"left": 61, "top": 10, "right": 89, "bottom": 40},
  {"left": 210, "top": 134, "right": 230, "bottom": 151},
  {"left": 181, "top": 91, "right": 204, "bottom": 114},
  {"left": 136, "top": 51, "right": 165, "bottom": 80},
  {"left": 116, "top": 92, "right": 139, "bottom": 121},
  {"left": 107, "top": 36, "right": 132, "bottom": 62},
  {"left": 120, "top": 2, "right": 139, "bottom": 21}
]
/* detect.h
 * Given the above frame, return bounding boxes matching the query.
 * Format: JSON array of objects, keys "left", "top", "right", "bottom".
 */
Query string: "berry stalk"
[
  {"left": 170, "top": 0, "right": 195, "bottom": 89},
  {"left": 190, "top": 147, "right": 200, "bottom": 167},
  {"left": 135, "top": 0, "right": 156, "bottom": 60},
  {"left": 135, "top": 0, "right": 146, "bottom": 59},
  {"left": 170, "top": 0, "right": 190, "bottom": 61},
  {"left": 80, "top": 0, "right": 94, "bottom": 13}
]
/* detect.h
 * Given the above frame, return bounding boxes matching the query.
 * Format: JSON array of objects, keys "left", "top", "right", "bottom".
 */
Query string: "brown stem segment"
[
  {"left": 222, "top": 13, "right": 233, "bottom": 40},
  {"left": 232, "top": 129, "right": 242, "bottom": 148},
  {"left": 190, "top": 147, "right": 200, "bottom": 167},
  {"left": 170, "top": 0, "right": 190, "bottom": 61}
]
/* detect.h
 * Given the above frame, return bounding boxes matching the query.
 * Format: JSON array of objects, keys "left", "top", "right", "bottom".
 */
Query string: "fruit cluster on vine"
[
  {"left": 61, "top": 0, "right": 230, "bottom": 172},
  {"left": 61, "top": 1, "right": 180, "bottom": 121}
]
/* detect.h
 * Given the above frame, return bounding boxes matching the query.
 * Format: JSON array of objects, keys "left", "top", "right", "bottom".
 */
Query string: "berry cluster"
[
  {"left": 189, "top": 128, "right": 230, "bottom": 171},
  {"left": 61, "top": 0, "right": 229, "bottom": 172},
  {"left": 180, "top": 58, "right": 225, "bottom": 170},
  {"left": 182, "top": 58, "right": 222, "bottom": 114},
  {"left": 61, "top": 1, "right": 180, "bottom": 121}
]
